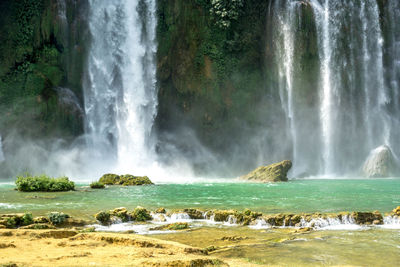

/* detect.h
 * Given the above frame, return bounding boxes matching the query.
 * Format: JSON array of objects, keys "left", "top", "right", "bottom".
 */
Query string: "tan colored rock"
[
  {"left": 240, "top": 160, "right": 292, "bottom": 182},
  {"left": 392, "top": 206, "right": 400, "bottom": 216}
]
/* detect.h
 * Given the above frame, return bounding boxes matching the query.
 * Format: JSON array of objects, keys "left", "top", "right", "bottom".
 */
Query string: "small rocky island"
[
  {"left": 98, "top": 173, "right": 153, "bottom": 186},
  {"left": 240, "top": 160, "right": 292, "bottom": 182}
]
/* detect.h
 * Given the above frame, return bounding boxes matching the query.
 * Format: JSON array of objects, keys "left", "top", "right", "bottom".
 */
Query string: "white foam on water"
[
  {"left": 380, "top": 216, "right": 400, "bottom": 229},
  {"left": 249, "top": 219, "right": 272, "bottom": 229}
]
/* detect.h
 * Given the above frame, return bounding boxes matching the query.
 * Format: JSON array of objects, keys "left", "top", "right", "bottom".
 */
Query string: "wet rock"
[
  {"left": 295, "top": 227, "right": 312, "bottom": 233},
  {"left": 33, "top": 216, "right": 50, "bottom": 224},
  {"left": 240, "top": 160, "right": 292, "bottom": 182},
  {"left": 58, "top": 218, "right": 90, "bottom": 228},
  {"left": 212, "top": 210, "right": 236, "bottom": 222},
  {"left": 183, "top": 209, "right": 204, "bottom": 219},
  {"left": 155, "top": 207, "right": 166, "bottom": 214},
  {"left": 392, "top": 206, "right": 400, "bottom": 216},
  {"left": 351, "top": 211, "right": 383, "bottom": 225},
  {"left": 150, "top": 222, "right": 189, "bottom": 231},
  {"left": 362, "top": 145, "right": 399, "bottom": 177},
  {"left": 152, "top": 214, "right": 167, "bottom": 222},
  {"left": 94, "top": 211, "right": 111, "bottom": 225},
  {"left": 130, "top": 207, "right": 152, "bottom": 222},
  {"left": 110, "top": 207, "right": 129, "bottom": 222},
  {"left": 20, "top": 223, "right": 56, "bottom": 229}
]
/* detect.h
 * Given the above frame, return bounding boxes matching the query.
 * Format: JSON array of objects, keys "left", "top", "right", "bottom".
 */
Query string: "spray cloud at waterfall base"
[{"left": 1, "top": 0, "right": 400, "bottom": 181}]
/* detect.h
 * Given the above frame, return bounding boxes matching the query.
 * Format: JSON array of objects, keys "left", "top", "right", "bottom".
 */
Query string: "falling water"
[
  {"left": 313, "top": 0, "right": 389, "bottom": 175},
  {"left": 273, "top": 0, "right": 298, "bottom": 173},
  {"left": 0, "top": 135, "right": 4, "bottom": 162},
  {"left": 84, "top": 0, "right": 158, "bottom": 175},
  {"left": 271, "top": 0, "right": 400, "bottom": 176}
]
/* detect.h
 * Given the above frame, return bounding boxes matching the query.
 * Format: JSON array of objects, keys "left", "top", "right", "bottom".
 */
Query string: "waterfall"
[
  {"left": 272, "top": 0, "right": 400, "bottom": 176},
  {"left": 273, "top": 0, "right": 298, "bottom": 173},
  {"left": 84, "top": 0, "right": 158, "bottom": 175},
  {"left": 0, "top": 135, "right": 4, "bottom": 162},
  {"left": 311, "top": 0, "right": 390, "bottom": 175}
]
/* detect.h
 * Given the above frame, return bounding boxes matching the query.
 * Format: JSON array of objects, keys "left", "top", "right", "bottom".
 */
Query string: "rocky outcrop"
[
  {"left": 240, "top": 160, "right": 292, "bottom": 182},
  {"left": 362, "top": 145, "right": 399, "bottom": 177}
]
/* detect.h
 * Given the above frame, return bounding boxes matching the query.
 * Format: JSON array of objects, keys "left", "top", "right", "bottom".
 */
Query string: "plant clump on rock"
[
  {"left": 94, "top": 211, "right": 111, "bottom": 225},
  {"left": 48, "top": 212, "right": 69, "bottom": 225},
  {"left": 90, "top": 181, "right": 105, "bottom": 189},
  {"left": 15, "top": 174, "right": 75, "bottom": 192},
  {"left": 0, "top": 213, "right": 35, "bottom": 228},
  {"left": 130, "top": 206, "right": 152, "bottom": 222},
  {"left": 98, "top": 173, "right": 153, "bottom": 186}
]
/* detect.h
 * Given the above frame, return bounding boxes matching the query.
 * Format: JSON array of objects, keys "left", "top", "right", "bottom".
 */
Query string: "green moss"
[
  {"left": 6, "top": 217, "right": 17, "bottom": 229},
  {"left": 21, "top": 213, "right": 33, "bottom": 226},
  {"left": 94, "top": 211, "right": 111, "bottom": 225},
  {"left": 98, "top": 174, "right": 120, "bottom": 185},
  {"left": 98, "top": 173, "right": 153, "bottom": 186},
  {"left": 90, "top": 181, "right": 105, "bottom": 189},
  {"left": 48, "top": 212, "right": 69, "bottom": 225},
  {"left": 130, "top": 207, "right": 152, "bottom": 222},
  {"left": 15, "top": 174, "right": 75, "bottom": 192}
]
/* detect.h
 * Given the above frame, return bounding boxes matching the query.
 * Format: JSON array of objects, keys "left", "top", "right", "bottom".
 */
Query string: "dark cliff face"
[
  {"left": 0, "top": 0, "right": 88, "bottom": 139},
  {"left": 154, "top": 0, "right": 275, "bottom": 175}
]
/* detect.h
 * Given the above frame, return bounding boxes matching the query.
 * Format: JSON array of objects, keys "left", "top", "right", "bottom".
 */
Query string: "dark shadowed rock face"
[
  {"left": 362, "top": 145, "right": 398, "bottom": 178},
  {"left": 240, "top": 160, "right": 292, "bottom": 182}
]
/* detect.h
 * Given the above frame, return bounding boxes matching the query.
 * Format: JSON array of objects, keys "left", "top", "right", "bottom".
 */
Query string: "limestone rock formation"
[
  {"left": 240, "top": 160, "right": 292, "bottom": 182},
  {"left": 362, "top": 145, "right": 398, "bottom": 178}
]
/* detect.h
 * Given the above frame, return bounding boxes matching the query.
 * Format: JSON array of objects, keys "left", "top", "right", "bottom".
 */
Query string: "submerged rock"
[
  {"left": 98, "top": 173, "right": 153, "bottom": 186},
  {"left": 362, "top": 145, "right": 398, "bottom": 177},
  {"left": 150, "top": 222, "right": 189, "bottom": 231},
  {"left": 240, "top": 160, "right": 292, "bottom": 182}
]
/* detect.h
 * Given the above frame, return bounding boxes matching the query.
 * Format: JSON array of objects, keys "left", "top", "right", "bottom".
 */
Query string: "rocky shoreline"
[
  {"left": 2, "top": 206, "right": 399, "bottom": 232},
  {"left": 0, "top": 206, "right": 399, "bottom": 266}
]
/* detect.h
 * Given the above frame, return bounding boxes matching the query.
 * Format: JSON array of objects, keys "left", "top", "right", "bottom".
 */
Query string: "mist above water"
[
  {"left": 1, "top": 0, "right": 400, "bottom": 181},
  {"left": 271, "top": 0, "right": 400, "bottom": 176}
]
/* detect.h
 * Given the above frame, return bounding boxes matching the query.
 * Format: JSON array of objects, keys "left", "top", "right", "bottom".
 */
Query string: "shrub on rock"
[
  {"left": 48, "top": 212, "right": 69, "bottom": 225},
  {"left": 15, "top": 174, "right": 75, "bottom": 192},
  {"left": 130, "top": 207, "right": 152, "bottom": 221},
  {"left": 98, "top": 173, "right": 153, "bottom": 186},
  {"left": 95, "top": 211, "right": 111, "bottom": 225},
  {"left": 90, "top": 181, "right": 105, "bottom": 189}
]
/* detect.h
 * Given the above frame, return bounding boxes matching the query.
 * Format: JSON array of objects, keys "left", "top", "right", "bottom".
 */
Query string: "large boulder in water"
[
  {"left": 362, "top": 145, "right": 398, "bottom": 178},
  {"left": 240, "top": 160, "right": 292, "bottom": 182}
]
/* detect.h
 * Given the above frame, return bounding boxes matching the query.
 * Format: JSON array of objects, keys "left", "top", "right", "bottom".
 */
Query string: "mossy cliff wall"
[
  {"left": 0, "top": 0, "right": 88, "bottom": 139},
  {"left": 155, "top": 0, "right": 276, "bottom": 173}
]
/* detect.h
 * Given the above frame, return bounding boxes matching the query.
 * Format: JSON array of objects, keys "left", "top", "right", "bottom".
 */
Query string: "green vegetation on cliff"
[
  {"left": 0, "top": 0, "right": 86, "bottom": 139},
  {"left": 156, "top": 0, "right": 269, "bottom": 159}
]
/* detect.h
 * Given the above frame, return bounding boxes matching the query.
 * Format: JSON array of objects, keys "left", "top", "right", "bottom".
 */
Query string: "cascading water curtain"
[
  {"left": 84, "top": 0, "right": 158, "bottom": 174},
  {"left": 273, "top": 0, "right": 400, "bottom": 176},
  {"left": 310, "top": 0, "right": 389, "bottom": 175}
]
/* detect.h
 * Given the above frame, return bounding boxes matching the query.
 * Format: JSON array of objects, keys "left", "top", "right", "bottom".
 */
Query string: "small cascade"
[
  {"left": 299, "top": 215, "right": 359, "bottom": 230},
  {"left": 168, "top": 213, "right": 191, "bottom": 222},
  {"left": 0, "top": 135, "right": 4, "bottom": 162},
  {"left": 225, "top": 215, "right": 238, "bottom": 225}
]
